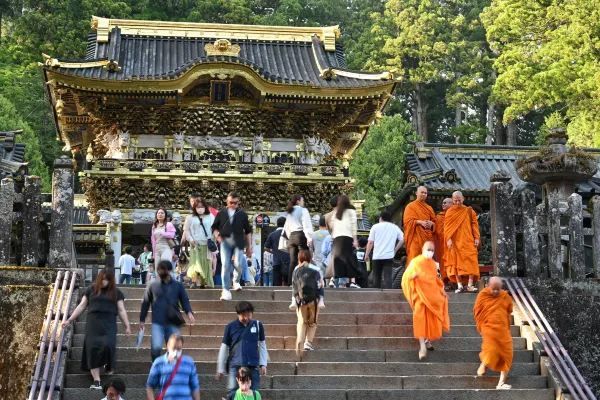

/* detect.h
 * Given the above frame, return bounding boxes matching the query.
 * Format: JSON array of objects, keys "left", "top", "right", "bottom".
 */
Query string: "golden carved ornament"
[{"left": 205, "top": 39, "right": 241, "bottom": 57}]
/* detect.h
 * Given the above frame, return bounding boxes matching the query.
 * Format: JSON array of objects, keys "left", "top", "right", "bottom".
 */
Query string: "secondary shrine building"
[{"left": 42, "top": 16, "right": 395, "bottom": 227}]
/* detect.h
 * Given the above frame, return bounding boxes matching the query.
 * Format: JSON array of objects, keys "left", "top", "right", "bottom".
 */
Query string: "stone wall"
[
  {"left": 525, "top": 277, "right": 600, "bottom": 396},
  {"left": 0, "top": 267, "right": 55, "bottom": 399}
]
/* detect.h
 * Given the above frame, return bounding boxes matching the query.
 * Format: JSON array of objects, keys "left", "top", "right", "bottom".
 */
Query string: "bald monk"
[
  {"left": 473, "top": 276, "right": 513, "bottom": 390},
  {"left": 402, "top": 241, "right": 450, "bottom": 360},
  {"left": 434, "top": 197, "right": 453, "bottom": 281},
  {"left": 444, "top": 191, "right": 480, "bottom": 293},
  {"left": 403, "top": 186, "right": 436, "bottom": 266}
]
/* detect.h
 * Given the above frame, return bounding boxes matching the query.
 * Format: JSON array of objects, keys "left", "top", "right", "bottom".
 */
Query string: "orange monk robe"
[
  {"left": 444, "top": 205, "right": 480, "bottom": 280},
  {"left": 434, "top": 211, "right": 447, "bottom": 280},
  {"left": 402, "top": 255, "right": 450, "bottom": 340},
  {"left": 403, "top": 200, "right": 436, "bottom": 265},
  {"left": 474, "top": 288, "right": 513, "bottom": 372}
]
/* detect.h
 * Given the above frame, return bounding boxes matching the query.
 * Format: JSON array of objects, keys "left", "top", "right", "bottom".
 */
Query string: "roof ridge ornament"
[{"left": 205, "top": 39, "right": 241, "bottom": 57}]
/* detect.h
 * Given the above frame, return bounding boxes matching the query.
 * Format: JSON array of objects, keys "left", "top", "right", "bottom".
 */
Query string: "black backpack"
[{"left": 297, "top": 266, "right": 320, "bottom": 304}]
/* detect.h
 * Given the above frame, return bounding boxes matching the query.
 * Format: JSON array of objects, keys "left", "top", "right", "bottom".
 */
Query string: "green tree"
[
  {"left": 481, "top": 0, "right": 600, "bottom": 147},
  {"left": 0, "top": 94, "right": 51, "bottom": 190},
  {"left": 350, "top": 115, "right": 416, "bottom": 219}
]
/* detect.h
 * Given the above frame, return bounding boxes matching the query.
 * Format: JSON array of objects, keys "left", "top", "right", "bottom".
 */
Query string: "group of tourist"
[{"left": 66, "top": 187, "right": 516, "bottom": 398}]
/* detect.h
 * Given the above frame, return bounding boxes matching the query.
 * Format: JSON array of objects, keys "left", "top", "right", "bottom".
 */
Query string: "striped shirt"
[{"left": 146, "top": 354, "right": 200, "bottom": 400}]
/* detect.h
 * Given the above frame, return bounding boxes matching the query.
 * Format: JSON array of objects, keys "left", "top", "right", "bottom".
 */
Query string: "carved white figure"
[
  {"left": 173, "top": 132, "right": 185, "bottom": 151},
  {"left": 132, "top": 210, "right": 156, "bottom": 224},
  {"left": 183, "top": 151, "right": 193, "bottom": 161},
  {"left": 184, "top": 135, "right": 248, "bottom": 150},
  {"left": 253, "top": 133, "right": 264, "bottom": 152},
  {"left": 118, "top": 130, "right": 130, "bottom": 148},
  {"left": 96, "top": 209, "right": 113, "bottom": 224},
  {"left": 303, "top": 135, "right": 318, "bottom": 153},
  {"left": 111, "top": 210, "right": 122, "bottom": 225},
  {"left": 315, "top": 137, "right": 331, "bottom": 156}
]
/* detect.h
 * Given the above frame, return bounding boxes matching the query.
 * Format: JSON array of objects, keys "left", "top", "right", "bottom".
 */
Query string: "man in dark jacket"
[
  {"left": 264, "top": 217, "right": 291, "bottom": 286},
  {"left": 139, "top": 260, "right": 195, "bottom": 360},
  {"left": 212, "top": 192, "right": 253, "bottom": 301}
]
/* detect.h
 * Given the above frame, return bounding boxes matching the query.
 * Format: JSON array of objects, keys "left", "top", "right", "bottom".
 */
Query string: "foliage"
[
  {"left": 481, "top": 0, "right": 600, "bottom": 148},
  {"left": 350, "top": 115, "right": 416, "bottom": 219},
  {"left": 525, "top": 278, "right": 600, "bottom": 397},
  {"left": 0, "top": 95, "right": 51, "bottom": 190}
]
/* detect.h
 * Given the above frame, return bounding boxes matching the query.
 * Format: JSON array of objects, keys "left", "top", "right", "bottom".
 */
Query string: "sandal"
[
  {"left": 455, "top": 287, "right": 465, "bottom": 294},
  {"left": 418, "top": 348, "right": 427, "bottom": 360},
  {"left": 425, "top": 340, "right": 434, "bottom": 351},
  {"left": 477, "top": 365, "right": 486, "bottom": 377},
  {"left": 466, "top": 285, "right": 478, "bottom": 292}
]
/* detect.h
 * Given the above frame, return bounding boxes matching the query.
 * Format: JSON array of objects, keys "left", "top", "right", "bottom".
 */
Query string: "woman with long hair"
[
  {"left": 151, "top": 208, "right": 176, "bottom": 270},
  {"left": 62, "top": 269, "right": 131, "bottom": 390},
  {"left": 183, "top": 197, "right": 216, "bottom": 288},
  {"left": 329, "top": 194, "right": 360, "bottom": 288},
  {"left": 285, "top": 194, "right": 314, "bottom": 282}
]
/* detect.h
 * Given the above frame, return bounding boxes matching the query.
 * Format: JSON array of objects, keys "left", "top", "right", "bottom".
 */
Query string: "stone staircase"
[{"left": 62, "top": 287, "right": 554, "bottom": 400}]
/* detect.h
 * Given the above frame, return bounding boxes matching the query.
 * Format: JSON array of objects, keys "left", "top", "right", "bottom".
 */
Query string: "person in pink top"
[{"left": 151, "top": 208, "right": 177, "bottom": 270}]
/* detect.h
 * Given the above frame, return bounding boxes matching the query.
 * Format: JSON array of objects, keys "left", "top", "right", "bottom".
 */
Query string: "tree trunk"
[
  {"left": 415, "top": 84, "right": 429, "bottom": 141},
  {"left": 494, "top": 108, "right": 506, "bottom": 145},
  {"left": 506, "top": 121, "right": 517, "bottom": 146},
  {"left": 486, "top": 100, "right": 495, "bottom": 144}
]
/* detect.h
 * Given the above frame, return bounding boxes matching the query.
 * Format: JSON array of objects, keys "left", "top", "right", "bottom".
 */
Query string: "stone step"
[
  {"left": 115, "top": 287, "right": 477, "bottom": 303},
  {"left": 71, "top": 334, "right": 527, "bottom": 350},
  {"left": 80, "top": 311, "right": 481, "bottom": 325},
  {"left": 66, "top": 360, "right": 538, "bottom": 375},
  {"left": 121, "top": 299, "right": 475, "bottom": 313},
  {"left": 65, "top": 373, "right": 548, "bottom": 389},
  {"left": 74, "top": 322, "right": 520, "bottom": 337},
  {"left": 61, "top": 388, "right": 554, "bottom": 400},
  {"left": 68, "top": 347, "right": 534, "bottom": 363}
]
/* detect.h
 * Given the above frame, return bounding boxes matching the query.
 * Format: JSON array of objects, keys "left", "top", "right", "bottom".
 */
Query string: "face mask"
[
  {"left": 168, "top": 350, "right": 182, "bottom": 359},
  {"left": 101, "top": 280, "right": 109, "bottom": 288},
  {"left": 424, "top": 250, "right": 435, "bottom": 259},
  {"left": 196, "top": 208, "right": 205, "bottom": 214}
]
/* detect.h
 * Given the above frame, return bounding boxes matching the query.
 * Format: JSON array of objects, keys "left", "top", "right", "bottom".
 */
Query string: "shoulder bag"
[
  {"left": 156, "top": 356, "right": 183, "bottom": 400},
  {"left": 199, "top": 217, "right": 218, "bottom": 252}
]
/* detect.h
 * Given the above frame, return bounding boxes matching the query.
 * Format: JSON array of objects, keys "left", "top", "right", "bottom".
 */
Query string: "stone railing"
[{"left": 489, "top": 170, "right": 600, "bottom": 280}]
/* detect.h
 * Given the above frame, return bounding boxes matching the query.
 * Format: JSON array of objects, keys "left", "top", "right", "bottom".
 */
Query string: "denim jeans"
[
  {"left": 227, "top": 366, "right": 260, "bottom": 399},
  {"left": 220, "top": 240, "right": 247, "bottom": 291},
  {"left": 151, "top": 323, "right": 180, "bottom": 361},
  {"left": 119, "top": 274, "right": 132, "bottom": 285},
  {"left": 262, "top": 270, "right": 273, "bottom": 286}
]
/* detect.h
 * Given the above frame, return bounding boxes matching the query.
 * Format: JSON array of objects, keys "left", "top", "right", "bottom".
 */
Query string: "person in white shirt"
[
  {"left": 118, "top": 247, "right": 136, "bottom": 285},
  {"left": 328, "top": 195, "right": 361, "bottom": 288},
  {"left": 285, "top": 194, "right": 314, "bottom": 282},
  {"left": 365, "top": 211, "right": 404, "bottom": 289}
]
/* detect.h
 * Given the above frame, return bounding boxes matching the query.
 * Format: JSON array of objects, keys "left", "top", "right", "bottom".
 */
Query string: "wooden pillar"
[
  {"left": 489, "top": 170, "right": 517, "bottom": 276},
  {"left": 546, "top": 190, "right": 563, "bottom": 278},
  {"left": 22, "top": 176, "right": 42, "bottom": 266},
  {"left": 521, "top": 188, "right": 541, "bottom": 277},
  {"left": 592, "top": 196, "right": 600, "bottom": 278},
  {"left": 567, "top": 193, "right": 585, "bottom": 280},
  {"left": 0, "top": 178, "right": 14, "bottom": 265},
  {"left": 49, "top": 156, "right": 74, "bottom": 268}
]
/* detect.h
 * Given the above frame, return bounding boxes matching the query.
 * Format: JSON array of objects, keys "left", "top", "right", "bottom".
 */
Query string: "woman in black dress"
[
  {"left": 329, "top": 194, "right": 361, "bottom": 288},
  {"left": 62, "top": 269, "right": 131, "bottom": 390}
]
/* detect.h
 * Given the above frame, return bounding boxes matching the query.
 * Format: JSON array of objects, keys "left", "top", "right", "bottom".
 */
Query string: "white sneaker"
[
  {"left": 349, "top": 283, "right": 361, "bottom": 288},
  {"left": 220, "top": 289, "right": 232, "bottom": 301},
  {"left": 232, "top": 282, "right": 242, "bottom": 291},
  {"left": 303, "top": 342, "right": 315, "bottom": 351},
  {"left": 289, "top": 301, "right": 297, "bottom": 311},
  {"left": 318, "top": 298, "right": 326, "bottom": 309},
  {"left": 89, "top": 381, "right": 102, "bottom": 390}
]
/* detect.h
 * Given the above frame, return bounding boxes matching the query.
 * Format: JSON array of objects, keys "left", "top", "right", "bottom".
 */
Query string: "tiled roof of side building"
[
  {"left": 405, "top": 143, "right": 600, "bottom": 195},
  {"left": 0, "top": 130, "right": 27, "bottom": 178},
  {"left": 49, "top": 22, "right": 392, "bottom": 89}
]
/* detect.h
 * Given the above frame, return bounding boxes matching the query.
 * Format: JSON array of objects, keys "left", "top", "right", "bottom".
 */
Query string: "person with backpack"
[
  {"left": 292, "top": 249, "right": 323, "bottom": 355},
  {"left": 216, "top": 301, "right": 268, "bottom": 400},
  {"left": 233, "top": 367, "right": 262, "bottom": 400}
]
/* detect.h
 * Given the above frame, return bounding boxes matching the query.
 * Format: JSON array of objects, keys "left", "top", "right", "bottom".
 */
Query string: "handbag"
[
  {"left": 156, "top": 356, "right": 183, "bottom": 400},
  {"left": 278, "top": 230, "right": 289, "bottom": 252},
  {"left": 167, "top": 239, "right": 176, "bottom": 249},
  {"left": 199, "top": 217, "right": 218, "bottom": 252}
]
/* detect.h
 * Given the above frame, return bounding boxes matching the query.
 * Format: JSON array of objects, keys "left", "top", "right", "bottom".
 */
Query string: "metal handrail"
[
  {"left": 28, "top": 269, "right": 81, "bottom": 400},
  {"left": 506, "top": 278, "right": 597, "bottom": 400}
]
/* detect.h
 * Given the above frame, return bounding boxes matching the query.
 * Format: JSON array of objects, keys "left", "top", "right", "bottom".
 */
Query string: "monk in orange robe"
[
  {"left": 473, "top": 276, "right": 513, "bottom": 390},
  {"left": 444, "top": 191, "right": 480, "bottom": 292},
  {"left": 403, "top": 186, "right": 436, "bottom": 266},
  {"left": 434, "top": 197, "right": 453, "bottom": 281},
  {"left": 402, "top": 241, "right": 450, "bottom": 360}
]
